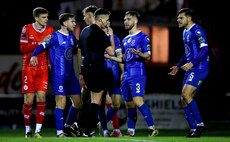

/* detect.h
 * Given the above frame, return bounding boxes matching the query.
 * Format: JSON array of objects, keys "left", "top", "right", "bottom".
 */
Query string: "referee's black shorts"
[{"left": 82, "top": 63, "right": 106, "bottom": 93}]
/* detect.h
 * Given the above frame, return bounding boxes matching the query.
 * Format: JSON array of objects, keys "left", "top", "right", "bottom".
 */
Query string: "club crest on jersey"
[
  {"left": 65, "top": 47, "right": 73, "bottom": 60},
  {"left": 195, "top": 29, "right": 202, "bottom": 36},
  {"left": 58, "top": 86, "right": 64, "bottom": 92},
  {"left": 145, "top": 36, "right": 150, "bottom": 42},
  {"left": 23, "top": 85, "right": 28, "bottom": 90}
]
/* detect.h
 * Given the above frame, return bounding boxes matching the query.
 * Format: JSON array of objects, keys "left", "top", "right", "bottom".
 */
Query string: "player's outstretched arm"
[
  {"left": 104, "top": 54, "right": 123, "bottom": 63},
  {"left": 168, "top": 66, "right": 179, "bottom": 76},
  {"left": 30, "top": 44, "right": 44, "bottom": 67},
  {"left": 38, "top": 35, "right": 51, "bottom": 45},
  {"left": 181, "top": 62, "right": 193, "bottom": 71},
  {"left": 130, "top": 48, "right": 150, "bottom": 60}
]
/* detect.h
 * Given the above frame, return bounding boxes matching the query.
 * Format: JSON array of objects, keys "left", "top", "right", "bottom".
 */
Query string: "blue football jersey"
[
  {"left": 121, "top": 31, "right": 151, "bottom": 76},
  {"left": 41, "top": 31, "right": 77, "bottom": 76},
  {"left": 183, "top": 24, "right": 209, "bottom": 70}
]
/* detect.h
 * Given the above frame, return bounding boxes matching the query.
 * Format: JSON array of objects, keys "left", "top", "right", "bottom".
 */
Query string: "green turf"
[{"left": 0, "top": 128, "right": 229, "bottom": 142}]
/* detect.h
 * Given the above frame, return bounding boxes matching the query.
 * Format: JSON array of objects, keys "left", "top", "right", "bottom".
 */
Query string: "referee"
[{"left": 78, "top": 8, "right": 115, "bottom": 137}]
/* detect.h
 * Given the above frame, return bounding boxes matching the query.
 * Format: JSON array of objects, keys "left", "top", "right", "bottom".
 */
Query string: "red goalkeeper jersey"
[{"left": 20, "top": 23, "right": 54, "bottom": 70}]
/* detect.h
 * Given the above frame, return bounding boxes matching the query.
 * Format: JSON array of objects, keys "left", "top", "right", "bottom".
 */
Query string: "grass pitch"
[{"left": 0, "top": 128, "right": 229, "bottom": 142}]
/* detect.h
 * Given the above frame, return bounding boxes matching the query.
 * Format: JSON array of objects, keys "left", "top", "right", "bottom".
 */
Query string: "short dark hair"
[
  {"left": 59, "top": 13, "right": 75, "bottom": 26},
  {"left": 94, "top": 8, "right": 111, "bottom": 20},
  {"left": 178, "top": 8, "right": 198, "bottom": 23},
  {"left": 33, "top": 7, "right": 48, "bottom": 18},
  {"left": 82, "top": 5, "right": 98, "bottom": 15},
  {"left": 125, "top": 11, "right": 140, "bottom": 20}
]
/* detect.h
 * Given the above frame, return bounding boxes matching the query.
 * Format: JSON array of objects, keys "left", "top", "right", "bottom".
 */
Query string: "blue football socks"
[
  {"left": 55, "top": 108, "right": 64, "bottom": 131},
  {"left": 106, "top": 107, "right": 118, "bottom": 123},
  {"left": 65, "top": 106, "right": 79, "bottom": 126},
  {"left": 188, "top": 99, "right": 203, "bottom": 125},
  {"left": 138, "top": 104, "right": 154, "bottom": 127},
  {"left": 127, "top": 108, "right": 137, "bottom": 129},
  {"left": 184, "top": 106, "right": 197, "bottom": 130}
]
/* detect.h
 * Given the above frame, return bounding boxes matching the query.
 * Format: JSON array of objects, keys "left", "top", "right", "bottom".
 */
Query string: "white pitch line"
[{"left": 96, "top": 137, "right": 158, "bottom": 142}]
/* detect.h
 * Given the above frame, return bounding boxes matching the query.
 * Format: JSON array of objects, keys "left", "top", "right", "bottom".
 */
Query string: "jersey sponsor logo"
[
  {"left": 64, "top": 47, "right": 73, "bottom": 60},
  {"left": 127, "top": 38, "right": 132, "bottom": 43},
  {"left": 185, "top": 44, "right": 190, "bottom": 57},
  {"left": 131, "top": 40, "right": 136, "bottom": 46},
  {"left": 29, "top": 35, "right": 34, "bottom": 39},
  {"left": 125, "top": 48, "right": 133, "bottom": 62}
]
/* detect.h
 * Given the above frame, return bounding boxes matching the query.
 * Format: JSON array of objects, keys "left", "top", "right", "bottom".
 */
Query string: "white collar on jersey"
[
  {"left": 125, "top": 30, "right": 141, "bottom": 39},
  {"left": 58, "top": 30, "right": 69, "bottom": 36},
  {"left": 186, "top": 24, "right": 196, "bottom": 31},
  {"left": 32, "top": 23, "right": 46, "bottom": 33}
]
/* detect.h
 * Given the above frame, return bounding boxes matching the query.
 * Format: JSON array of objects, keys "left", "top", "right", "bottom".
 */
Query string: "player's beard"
[
  {"left": 67, "top": 26, "right": 74, "bottom": 32},
  {"left": 178, "top": 20, "right": 188, "bottom": 29},
  {"left": 178, "top": 23, "right": 186, "bottom": 29},
  {"left": 125, "top": 23, "right": 135, "bottom": 31}
]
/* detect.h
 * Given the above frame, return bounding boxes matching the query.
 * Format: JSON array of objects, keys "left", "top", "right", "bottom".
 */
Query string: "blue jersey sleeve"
[
  {"left": 140, "top": 35, "right": 151, "bottom": 54},
  {"left": 190, "top": 26, "right": 209, "bottom": 66},
  {"left": 193, "top": 27, "right": 208, "bottom": 49},
  {"left": 114, "top": 35, "right": 122, "bottom": 57},
  {"left": 191, "top": 46, "right": 209, "bottom": 66},
  {"left": 177, "top": 53, "right": 187, "bottom": 68},
  {"left": 114, "top": 35, "right": 121, "bottom": 50},
  {"left": 121, "top": 41, "right": 125, "bottom": 55},
  {"left": 32, "top": 34, "right": 58, "bottom": 57}
]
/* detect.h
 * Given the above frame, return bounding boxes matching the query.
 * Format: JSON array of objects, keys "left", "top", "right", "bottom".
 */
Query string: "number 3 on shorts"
[{"left": 136, "top": 83, "right": 140, "bottom": 93}]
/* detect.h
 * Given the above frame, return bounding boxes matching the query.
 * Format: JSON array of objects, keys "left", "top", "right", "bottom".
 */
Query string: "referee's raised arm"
[{"left": 105, "top": 27, "right": 115, "bottom": 56}]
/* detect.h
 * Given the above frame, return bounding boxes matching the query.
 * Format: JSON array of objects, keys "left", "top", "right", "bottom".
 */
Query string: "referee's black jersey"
[{"left": 79, "top": 24, "right": 111, "bottom": 66}]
